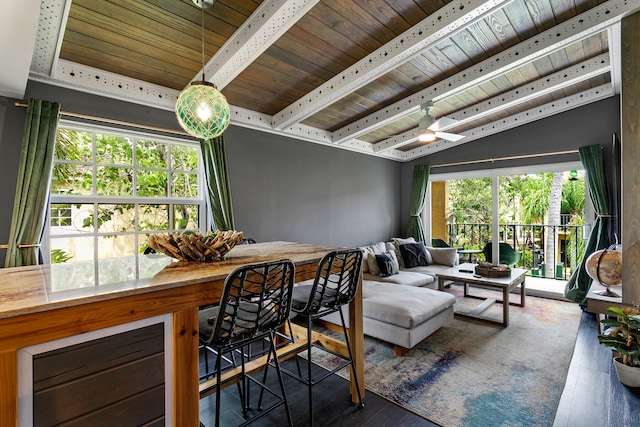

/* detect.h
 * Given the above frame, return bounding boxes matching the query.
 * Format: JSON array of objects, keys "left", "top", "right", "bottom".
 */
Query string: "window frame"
[
  {"left": 45, "top": 120, "right": 208, "bottom": 268},
  {"left": 425, "top": 161, "right": 589, "bottom": 246}
]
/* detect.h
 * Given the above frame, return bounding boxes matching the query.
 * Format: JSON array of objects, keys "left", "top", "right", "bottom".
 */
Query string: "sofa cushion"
[
  {"left": 399, "top": 242, "right": 430, "bottom": 268},
  {"left": 404, "top": 264, "right": 453, "bottom": 277},
  {"left": 426, "top": 246, "right": 458, "bottom": 267},
  {"left": 363, "top": 271, "right": 433, "bottom": 287},
  {"left": 375, "top": 251, "right": 399, "bottom": 276},
  {"left": 361, "top": 282, "right": 456, "bottom": 329}
]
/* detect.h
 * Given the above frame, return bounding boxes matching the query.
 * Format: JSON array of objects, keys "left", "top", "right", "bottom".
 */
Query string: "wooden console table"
[{"left": 0, "top": 241, "right": 364, "bottom": 426}]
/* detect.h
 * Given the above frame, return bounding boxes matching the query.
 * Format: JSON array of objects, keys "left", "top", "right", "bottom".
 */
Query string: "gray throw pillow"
[{"left": 426, "top": 246, "right": 459, "bottom": 267}]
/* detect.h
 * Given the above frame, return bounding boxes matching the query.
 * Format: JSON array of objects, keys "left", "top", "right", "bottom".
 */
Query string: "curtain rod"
[
  {"left": 430, "top": 149, "right": 579, "bottom": 168},
  {"left": 14, "top": 102, "right": 189, "bottom": 137},
  {"left": 0, "top": 244, "right": 40, "bottom": 249}
]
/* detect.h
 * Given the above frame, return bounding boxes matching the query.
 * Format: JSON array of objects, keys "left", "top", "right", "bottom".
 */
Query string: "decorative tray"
[{"left": 475, "top": 263, "right": 511, "bottom": 277}]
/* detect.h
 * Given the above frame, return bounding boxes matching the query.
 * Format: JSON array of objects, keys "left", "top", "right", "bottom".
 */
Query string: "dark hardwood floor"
[
  {"left": 199, "top": 357, "right": 438, "bottom": 426},
  {"left": 553, "top": 310, "right": 640, "bottom": 427},
  {"left": 198, "top": 311, "right": 640, "bottom": 427}
]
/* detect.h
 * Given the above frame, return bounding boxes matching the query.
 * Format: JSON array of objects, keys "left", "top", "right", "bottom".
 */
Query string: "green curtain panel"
[
  {"left": 564, "top": 144, "right": 614, "bottom": 304},
  {"left": 406, "top": 164, "right": 430, "bottom": 242},
  {"left": 200, "top": 135, "right": 235, "bottom": 231},
  {"left": 4, "top": 99, "right": 60, "bottom": 268}
]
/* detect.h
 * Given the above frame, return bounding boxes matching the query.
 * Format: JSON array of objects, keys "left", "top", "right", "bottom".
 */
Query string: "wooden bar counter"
[{"left": 0, "top": 241, "right": 365, "bottom": 426}]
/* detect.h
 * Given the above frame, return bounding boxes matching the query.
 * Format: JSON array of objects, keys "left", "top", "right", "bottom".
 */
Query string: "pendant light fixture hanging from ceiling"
[{"left": 175, "top": 0, "right": 230, "bottom": 140}]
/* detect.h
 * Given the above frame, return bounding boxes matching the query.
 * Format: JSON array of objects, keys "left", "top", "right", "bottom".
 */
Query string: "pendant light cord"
[{"left": 201, "top": 5, "right": 206, "bottom": 82}]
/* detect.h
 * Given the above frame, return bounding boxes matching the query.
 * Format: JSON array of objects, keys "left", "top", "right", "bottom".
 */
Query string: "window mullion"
[{"left": 49, "top": 124, "right": 203, "bottom": 283}]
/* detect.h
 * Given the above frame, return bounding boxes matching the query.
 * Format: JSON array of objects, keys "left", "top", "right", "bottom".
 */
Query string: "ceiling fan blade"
[
  {"left": 435, "top": 131, "right": 465, "bottom": 142},
  {"left": 428, "top": 116, "right": 459, "bottom": 131}
]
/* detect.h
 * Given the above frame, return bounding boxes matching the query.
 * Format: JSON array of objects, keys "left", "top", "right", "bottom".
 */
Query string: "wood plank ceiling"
[{"left": 27, "top": 0, "right": 634, "bottom": 161}]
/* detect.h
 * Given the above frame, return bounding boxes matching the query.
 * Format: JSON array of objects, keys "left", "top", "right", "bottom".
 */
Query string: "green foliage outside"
[
  {"left": 50, "top": 128, "right": 201, "bottom": 262},
  {"left": 50, "top": 249, "right": 73, "bottom": 264},
  {"left": 445, "top": 172, "right": 586, "bottom": 271},
  {"left": 448, "top": 173, "right": 585, "bottom": 228}
]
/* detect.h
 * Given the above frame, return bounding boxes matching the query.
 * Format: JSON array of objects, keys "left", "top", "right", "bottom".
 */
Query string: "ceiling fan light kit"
[
  {"left": 175, "top": 0, "right": 230, "bottom": 140},
  {"left": 417, "top": 101, "right": 465, "bottom": 144}
]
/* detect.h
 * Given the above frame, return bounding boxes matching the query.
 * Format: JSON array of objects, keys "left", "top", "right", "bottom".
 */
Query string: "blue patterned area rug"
[{"left": 315, "top": 287, "right": 583, "bottom": 427}]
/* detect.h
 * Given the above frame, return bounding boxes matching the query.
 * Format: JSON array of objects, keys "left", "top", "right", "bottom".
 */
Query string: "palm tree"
[{"left": 545, "top": 172, "right": 564, "bottom": 277}]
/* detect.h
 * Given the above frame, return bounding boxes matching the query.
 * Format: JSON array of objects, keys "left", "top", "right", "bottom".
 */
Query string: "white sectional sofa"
[{"left": 322, "top": 238, "right": 459, "bottom": 355}]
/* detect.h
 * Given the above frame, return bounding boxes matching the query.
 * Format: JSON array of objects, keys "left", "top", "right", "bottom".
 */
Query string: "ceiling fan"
[{"left": 417, "top": 101, "right": 465, "bottom": 143}]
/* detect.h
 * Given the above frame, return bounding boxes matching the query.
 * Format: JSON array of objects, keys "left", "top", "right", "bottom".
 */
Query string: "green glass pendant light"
[{"left": 175, "top": 0, "right": 230, "bottom": 139}]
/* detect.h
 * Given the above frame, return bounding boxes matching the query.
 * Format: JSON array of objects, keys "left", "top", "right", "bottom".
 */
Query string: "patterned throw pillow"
[
  {"left": 375, "top": 251, "right": 399, "bottom": 276},
  {"left": 399, "top": 242, "right": 430, "bottom": 268}
]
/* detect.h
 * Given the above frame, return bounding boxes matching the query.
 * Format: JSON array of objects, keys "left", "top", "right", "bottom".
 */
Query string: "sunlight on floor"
[{"left": 526, "top": 276, "right": 569, "bottom": 301}]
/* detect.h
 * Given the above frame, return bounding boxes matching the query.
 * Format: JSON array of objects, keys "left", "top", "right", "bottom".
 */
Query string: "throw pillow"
[
  {"left": 358, "top": 247, "right": 373, "bottom": 273},
  {"left": 392, "top": 237, "right": 416, "bottom": 246},
  {"left": 375, "top": 251, "right": 399, "bottom": 277},
  {"left": 426, "top": 246, "right": 459, "bottom": 267},
  {"left": 391, "top": 237, "right": 416, "bottom": 268},
  {"left": 367, "top": 252, "right": 382, "bottom": 276},
  {"left": 399, "top": 242, "right": 430, "bottom": 268},
  {"left": 385, "top": 242, "right": 403, "bottom": 268}
]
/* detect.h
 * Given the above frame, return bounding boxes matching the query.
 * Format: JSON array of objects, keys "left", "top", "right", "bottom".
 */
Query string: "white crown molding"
[{"left": 30, "top": 59, "right": 180, "bottom": 110}]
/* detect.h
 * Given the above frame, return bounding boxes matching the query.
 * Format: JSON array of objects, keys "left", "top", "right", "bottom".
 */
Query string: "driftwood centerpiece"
[{"left": 149, "top": 230, "right": 244, "bottom": 262}]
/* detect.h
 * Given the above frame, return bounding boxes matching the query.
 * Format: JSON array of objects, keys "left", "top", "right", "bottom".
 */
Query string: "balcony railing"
[{"left": 447, "top": 221, "right": 586, "bottom": 280}]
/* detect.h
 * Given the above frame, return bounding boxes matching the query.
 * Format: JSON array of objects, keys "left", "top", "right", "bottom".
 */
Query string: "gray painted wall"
[
  {"left": 400, "top": 96, "right": 621, "bottom": 234},
  {"left": 0, "top": 81, "right": 401, "bottom": 262},
  {"left": 224, "top": 126, "right": 399, "bottom": 246},
  {"left": 0, "top": 83, "right": 621, "bottom": 261},
  {"left": 0, "top": 96, "right": 28, "bottom": 253}
]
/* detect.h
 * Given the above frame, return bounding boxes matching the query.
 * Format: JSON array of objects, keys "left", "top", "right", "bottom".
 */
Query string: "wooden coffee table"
[{"left": 437, "top": 263, "right": 527, "bottom": 327}]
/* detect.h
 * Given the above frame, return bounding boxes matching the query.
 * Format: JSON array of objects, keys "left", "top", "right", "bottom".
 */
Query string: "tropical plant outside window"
[
  {"left": 440, "top": 171, "right": 586, "bottom": 278},
  {"left": 48, "top": 123, "right": 204, "bottom": 286}
]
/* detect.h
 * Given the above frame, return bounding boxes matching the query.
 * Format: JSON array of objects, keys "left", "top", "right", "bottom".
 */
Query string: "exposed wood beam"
[
  {"left": 373, "top": 54, "right": 611, "bottom": 153},
  {"left": 201, "top": 0, "right": 320, "bottom": 89},
  {"left": 270, "top": 0, "right": 512, "bottom": 130},
  {"left": 333, "top": 0, "right": 634, "bottom": 144},
  {"left": 399, "top": 83, "right": 614, "bottom": 159}
]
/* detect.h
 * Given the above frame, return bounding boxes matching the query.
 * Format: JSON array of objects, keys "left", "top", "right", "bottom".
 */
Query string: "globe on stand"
[{"left": 586, "top": 247, "right": 622, "bottom": 297}]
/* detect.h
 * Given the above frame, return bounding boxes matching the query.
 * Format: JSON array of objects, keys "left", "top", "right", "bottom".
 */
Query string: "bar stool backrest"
[{"left": 207, "top": 259, "right": 295, "bottom": 348}]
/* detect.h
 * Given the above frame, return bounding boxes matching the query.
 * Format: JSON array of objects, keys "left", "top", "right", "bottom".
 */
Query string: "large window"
[
  {"left": 47, "top": 122, "right": 205, "bottom": 285},
  {"left": 428, "top": 162, "right": 588, "bottom": 281}
]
